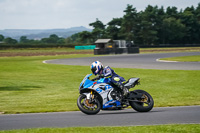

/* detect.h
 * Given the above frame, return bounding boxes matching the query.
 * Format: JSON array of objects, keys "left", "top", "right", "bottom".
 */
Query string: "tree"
[
  {"left": 57, "top": 38, "right": 65, "bottom": 44},
  {"left": 89, "top": 18, "right": 106, "bottom": 39},
  {"left": 166, "top": 6, "right": 179, "bottom": 19},
  {"left": 120, "top": 4, "right": 138, "bottom": 41},
  {"left": 195, "top": 3, "right": 200, "bottom": 43},
  {"left": 89, "top": 18, "right": 105, "bottom": 29},
  {"left": 106, "top": 18, "right": 122, "bottom": 40},
  {"left": 70, "top": 33, "right": 81, "bottom": 43},
  {"left": 137, "top": 5, "right": 159, "bottom": 45},
  {"left": 162, "top": 17, "right": 186, "bottom": 44},
  {"left": 154, "top": 6, "right": 166, "bottom": 44},
  {"left": 4, "top": 37, "right": 17, "bottom": 44},
  {"left": 0, "top": 34, "right": 4, "bottom": 41},
  {"left": 20, "top": 36, "right": 29, "bottom": 43},
  {"left": 181, "top": 6, "right": 199, "bottom": 44},
  {"left": 41, "top": 34, "right": 62, "bottom": 44},
  {"left": 49, "top": 34, "right": 59, "bottom": 43},
  {"left": 79, "top": 31, "right": 93, "bottom": 43}
]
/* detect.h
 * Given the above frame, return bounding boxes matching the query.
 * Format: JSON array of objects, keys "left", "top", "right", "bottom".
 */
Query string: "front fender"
[{"left": 81, "top": 93, "right": 91, "bottom": 99}]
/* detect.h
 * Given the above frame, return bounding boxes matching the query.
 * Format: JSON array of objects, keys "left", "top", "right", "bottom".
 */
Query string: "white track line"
[
  {"left": 42, "top": 60, "right": 48, "bottom": 64},
  {"left": 156, "top": 58, "right": 178, "bottom": 62}
]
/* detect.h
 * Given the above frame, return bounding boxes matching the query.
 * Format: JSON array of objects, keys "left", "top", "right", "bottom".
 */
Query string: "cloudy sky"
[{"left": 0, "top": 0, "right": 199, "bottom": 30}]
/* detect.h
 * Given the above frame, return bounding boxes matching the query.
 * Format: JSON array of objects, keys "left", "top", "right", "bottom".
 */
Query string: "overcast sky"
[{"left": 0, "top": 0, "right": 199, "bottom": 30}]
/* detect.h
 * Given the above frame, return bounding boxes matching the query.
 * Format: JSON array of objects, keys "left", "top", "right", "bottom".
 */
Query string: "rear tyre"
[
  {"left": 77, "top": 94, "right": 101, "bottom": 115},
  {"left": 129, "top": 90, "right": 154, "bottom": 112}
]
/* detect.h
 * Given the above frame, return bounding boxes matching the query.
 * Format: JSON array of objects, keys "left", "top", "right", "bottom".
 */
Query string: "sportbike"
[{"left": 77, "top": 74, "right": 154, "bottom": 115}]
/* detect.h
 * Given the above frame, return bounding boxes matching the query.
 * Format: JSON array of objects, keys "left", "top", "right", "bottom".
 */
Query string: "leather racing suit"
[{"left": 101, "top": 66, "right": 126, "bottom": 87}]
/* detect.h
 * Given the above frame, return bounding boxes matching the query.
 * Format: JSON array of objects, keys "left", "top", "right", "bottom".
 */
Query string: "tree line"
[
  {"left": 0, "top": 34, "right": 64, "bottom": 44},
  {"left": 67, "top": 3, "right": 200, "bottom": 46},
  {"left": 1, "top": 3, "right": 200, "bottom": 47}
]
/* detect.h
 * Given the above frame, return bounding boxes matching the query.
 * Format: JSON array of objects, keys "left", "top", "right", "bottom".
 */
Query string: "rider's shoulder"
[
  {"left": 104, "top": 66, "right": 111, "bottom": 69},
  {"left": 104, "top": 66, "right": 113, "bottom": 72}
]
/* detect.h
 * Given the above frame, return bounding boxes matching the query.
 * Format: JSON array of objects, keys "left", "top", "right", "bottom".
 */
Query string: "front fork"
[{"left": 85, "top": 90, "right": 95, "bottom": 104}]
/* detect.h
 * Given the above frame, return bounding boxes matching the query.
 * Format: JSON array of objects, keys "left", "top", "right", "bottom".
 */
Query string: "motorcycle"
[{"left": 77, "top": 74, "right": 154, "bottom": 115}]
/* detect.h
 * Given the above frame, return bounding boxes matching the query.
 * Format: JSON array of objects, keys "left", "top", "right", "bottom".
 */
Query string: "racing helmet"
[{"left": 90, "top": 61, "right": 103, "bottom": 75}]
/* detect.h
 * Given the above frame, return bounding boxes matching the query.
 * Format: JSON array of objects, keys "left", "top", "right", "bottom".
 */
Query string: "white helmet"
[{"left": 90, "top": 61, "right": 103, "bottom": 75}]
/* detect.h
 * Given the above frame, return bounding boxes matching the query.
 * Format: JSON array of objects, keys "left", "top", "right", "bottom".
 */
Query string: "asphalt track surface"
[
  {"left": 0, "top": 106, "right": 200, "bottom": 130},
  {"left": 44, "top": 52, "right": 200, "bottom": 70}
]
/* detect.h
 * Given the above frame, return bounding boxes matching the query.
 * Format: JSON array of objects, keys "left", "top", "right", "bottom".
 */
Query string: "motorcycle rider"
[{"left": 90, "top": 61, "right": 128, "bottom": 96}]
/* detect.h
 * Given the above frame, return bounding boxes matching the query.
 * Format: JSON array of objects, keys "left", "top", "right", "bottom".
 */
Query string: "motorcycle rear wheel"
[
  {"left": 77, "top": 94, "right": 101, "bottom": 115},
  {"left": 129, "top": 89, "right": 154, "bottom": 112}
]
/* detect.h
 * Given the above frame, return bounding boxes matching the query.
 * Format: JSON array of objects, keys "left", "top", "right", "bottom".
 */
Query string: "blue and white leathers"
[
  {"left": 79, "top": 74, "right": 121, "bottom": 109},
  {"left": 102, "top": 66, "right": 126, "bottom": 87}
]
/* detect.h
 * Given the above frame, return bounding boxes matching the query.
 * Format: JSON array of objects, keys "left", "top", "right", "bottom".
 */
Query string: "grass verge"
[
  {"left": 0, "top": 47, "right": 200, "bottom": 57},
  {"left": 161, "top": 55, "right": 200, "bottom": 62},
  {"left": 0, "top": 124, "right": 200, "bottom": 133},
  {"left": 0, "top": 47, "right": 78, "bottom": 52},
  {"left": 0, "top": 55, "right": 200, "bottom": 114},
  {"left": 140, "top": 47, "right": 200, "bottom": 53}
]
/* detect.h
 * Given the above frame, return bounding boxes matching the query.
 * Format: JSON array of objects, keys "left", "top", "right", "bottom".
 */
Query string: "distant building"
[
  {"left": 94, "top": 39, "right": 139, "bottom": 55},
  {"left": 33, "top": 38, "right": 41, "bottom": 41},
  {"left": 95, "top": 39, "right": 114, "bottom": 49},
  {"left": 0, "top": 41, "right": 4, "bottom": 44}
]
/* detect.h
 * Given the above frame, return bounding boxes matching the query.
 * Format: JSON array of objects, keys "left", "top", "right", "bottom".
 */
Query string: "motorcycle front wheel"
[
  {"left": 77, "top": 94, "right": 101, "bottom": 115},
  {"left": 129, "top": 89, "right": 154, "bottom": 112}
]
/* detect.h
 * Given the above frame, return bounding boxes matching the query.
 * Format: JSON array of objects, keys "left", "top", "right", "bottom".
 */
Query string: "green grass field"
[
  {"left": 161, "top": 55, "right": 200, "bottom": 62},
  {"left": 1, "top": 124, "right": 200, "bottom": 133},
  {"left": 0, "top": 48, "right": 200, "bottom": 132},
  {"left": 0, "top": 54, "right": 200, "bottom": 114}
]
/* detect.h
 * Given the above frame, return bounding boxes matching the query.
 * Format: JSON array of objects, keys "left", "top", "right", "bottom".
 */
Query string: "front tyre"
[
  {"left": 129, "top": 90, "right": 154, "bottom": 112},
  {"left": 77, "top": 94, "right": 101, "bottom": 115}
]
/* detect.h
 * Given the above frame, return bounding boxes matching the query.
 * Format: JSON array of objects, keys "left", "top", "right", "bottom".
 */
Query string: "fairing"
[{"left": 79, "top": 74, "right": 121, "bottom": 109}]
